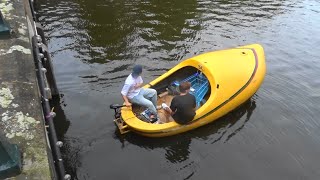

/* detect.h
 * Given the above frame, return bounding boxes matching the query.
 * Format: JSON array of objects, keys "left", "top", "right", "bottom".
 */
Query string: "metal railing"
[
  {"left": 28, "top": 0, "right": 70, "bottom": 179},
  {"left": 32, "top": 35, "right": 70, "bottom": 180}
]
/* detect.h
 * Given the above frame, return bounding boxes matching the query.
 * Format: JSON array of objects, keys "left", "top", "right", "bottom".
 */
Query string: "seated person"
[
  {"left": 121, "top": 65, "right": 158, "bottom": 120},
  {"left": 162, "top": 81, "right": 196, "bottom": 124}
]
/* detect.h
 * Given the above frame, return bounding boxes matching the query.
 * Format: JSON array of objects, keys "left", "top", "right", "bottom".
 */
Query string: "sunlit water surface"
[{"left": 36, "top": 0, "right": 320, "bottom": 179}]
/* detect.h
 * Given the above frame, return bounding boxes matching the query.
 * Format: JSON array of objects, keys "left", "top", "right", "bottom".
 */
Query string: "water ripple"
[{"left": 36, "top": 0, "right": 320, "bottom": 179}]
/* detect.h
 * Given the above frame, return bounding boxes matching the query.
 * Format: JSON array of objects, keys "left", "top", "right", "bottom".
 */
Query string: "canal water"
[{"left": 35, "top": 0, "right": 320, "bottom": 179}]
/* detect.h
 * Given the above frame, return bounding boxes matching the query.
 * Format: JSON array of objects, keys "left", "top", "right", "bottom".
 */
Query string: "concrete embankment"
[{"left": 0, "top": 0, "right": 54, "bottom": 179}]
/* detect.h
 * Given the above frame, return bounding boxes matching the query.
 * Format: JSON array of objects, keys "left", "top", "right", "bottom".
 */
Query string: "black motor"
[{"left": 109, "top": 104, "right": 124, "bottom": 119}]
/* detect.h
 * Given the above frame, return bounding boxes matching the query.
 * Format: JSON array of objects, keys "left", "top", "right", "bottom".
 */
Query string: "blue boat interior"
[
  {"left": 152, "top": 66, "right": 211, "bottom": 108},
  {"left": 171, "top": 72, "right": 209, "bottom": 108}
]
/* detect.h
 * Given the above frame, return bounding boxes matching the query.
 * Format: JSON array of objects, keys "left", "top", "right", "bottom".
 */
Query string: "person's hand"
[
  {"left": 125, "top": 102, "right": 132, "bottom": 107},
  {"left": 134, "top": 83, "right": 142, "bottom": 89}
]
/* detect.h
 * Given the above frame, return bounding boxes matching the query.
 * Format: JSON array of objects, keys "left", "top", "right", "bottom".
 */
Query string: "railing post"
[
  {"left": 0, "top": 10, "right": 10, "bottom": 37},
  {"left": 0, "top": 133, "right": 22, "bottom": 179}
]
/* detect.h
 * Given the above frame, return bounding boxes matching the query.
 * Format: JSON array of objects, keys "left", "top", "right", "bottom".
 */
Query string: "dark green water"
[{"left": 36, "top": 0, "right": 320, "bottom": 179}]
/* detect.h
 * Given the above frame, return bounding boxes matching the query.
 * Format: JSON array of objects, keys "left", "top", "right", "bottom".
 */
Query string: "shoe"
[
  {"left": 150, "top": 117, "right": 158, "bottom": 123},
  {"left": 145, "top": 109, "right": 152, "bottom": 116},
  {"left": 153, "top": 120, "right": 161, "bottom": 124},
  {"left": 161, "top": 103, "right": 169, "bottom": 109},
  {"left": 150, "top": 114, "right": 158, "bottom": 123}
]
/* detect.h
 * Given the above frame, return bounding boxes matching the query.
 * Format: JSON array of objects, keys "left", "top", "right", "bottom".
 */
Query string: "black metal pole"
[
  {"left": 36, "top": 24, "right": 60, "bottom": 97},
  {"left": 32, "top": 36, "right": 70, "bottom": 180},
  {"left": 29, "top": 0, "right": 69, "bottom": 179}
]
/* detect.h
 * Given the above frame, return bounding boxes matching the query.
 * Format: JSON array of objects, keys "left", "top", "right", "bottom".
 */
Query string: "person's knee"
[{"left": 150, "top": 88, "right": 157, "bottom": 95}]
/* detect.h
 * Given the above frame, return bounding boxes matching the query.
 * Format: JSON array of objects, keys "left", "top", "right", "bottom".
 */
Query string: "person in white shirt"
[{"left": 121, "top": 65, "right": 158, "bottom": 117}]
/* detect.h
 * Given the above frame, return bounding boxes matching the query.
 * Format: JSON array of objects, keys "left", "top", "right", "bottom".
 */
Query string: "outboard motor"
[
  {"left": 109, "top": 104, "right": 130, "bottom": 134},
  {"left": 109, "top": 104, "right": 124, "bottom": 119}
]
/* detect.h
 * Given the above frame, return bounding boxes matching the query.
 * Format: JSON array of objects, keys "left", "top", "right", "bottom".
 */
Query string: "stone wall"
[{"left": 0, "top": 0, "right": 52, "bottom": 179}]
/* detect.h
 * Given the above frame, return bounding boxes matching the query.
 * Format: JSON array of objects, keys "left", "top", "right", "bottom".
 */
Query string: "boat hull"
[{"left": 119, "top": 44, "right": 266, "bottom": 137}]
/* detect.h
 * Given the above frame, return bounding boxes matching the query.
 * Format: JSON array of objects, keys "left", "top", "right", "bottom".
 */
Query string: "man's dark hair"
[{"left": 179, "top": 82, "right": 191, "bottom": 93}]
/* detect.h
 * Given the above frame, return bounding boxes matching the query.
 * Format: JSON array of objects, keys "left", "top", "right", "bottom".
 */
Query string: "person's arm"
[
  {"left": 134, "top": 83, "right": 143, "bottom": 89},
  {"left": 192, "top": 95, "right": 196, "bottom": 110},
  {"left": 169, "top": 98, "right": 177, "bottom": 115},
  {"left": 163, "top": 106, "right": 173, "bottom": 114},
  {"left": 121, "top": 83, "right": 132, "bottom": 107},
  {"left": 171, "top": 108, "right": 177, "bottom": 115},
  {"left": 134, "top": 76, "right": 144, "bottom": 89},
  {"left": 122, "top": 95, "right": 132, "bottom": 107}
]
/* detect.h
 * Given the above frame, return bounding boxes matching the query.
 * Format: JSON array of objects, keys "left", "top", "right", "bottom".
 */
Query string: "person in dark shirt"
[{"left": 162, "top": 81, "right": 196, "bottom": 124}]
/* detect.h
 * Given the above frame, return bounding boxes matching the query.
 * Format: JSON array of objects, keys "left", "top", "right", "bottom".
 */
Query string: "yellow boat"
[{"left": 111, "top": 44, "right": 266, "bottom": 137}]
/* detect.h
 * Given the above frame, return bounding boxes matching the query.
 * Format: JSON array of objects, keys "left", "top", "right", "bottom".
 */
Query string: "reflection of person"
[
  {"left": 121, "top": 65, "right": 158, "bottom": 117},
  {"left": 162, "top": 82, "right": 196, "bottom": 124}
]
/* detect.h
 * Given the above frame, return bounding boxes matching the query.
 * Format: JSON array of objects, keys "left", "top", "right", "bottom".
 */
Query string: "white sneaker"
[{"left": 161, "top": 103, "right": 169, "bottom": 109}]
